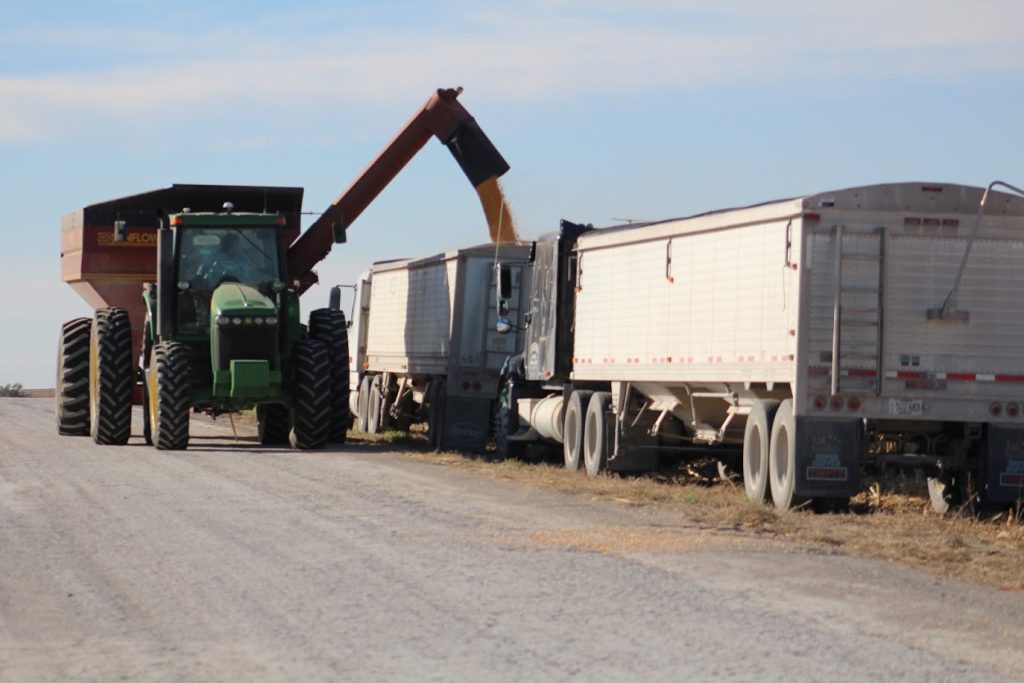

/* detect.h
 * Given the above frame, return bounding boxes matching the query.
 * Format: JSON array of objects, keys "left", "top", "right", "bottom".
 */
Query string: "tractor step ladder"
[{"left": 831, "top": 225, "right": 886, "bottom": 396}]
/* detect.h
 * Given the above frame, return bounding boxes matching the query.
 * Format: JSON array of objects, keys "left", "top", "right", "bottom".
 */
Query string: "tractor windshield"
[{"left": 177, "top": 227, "right": 283, "bottom": 334}]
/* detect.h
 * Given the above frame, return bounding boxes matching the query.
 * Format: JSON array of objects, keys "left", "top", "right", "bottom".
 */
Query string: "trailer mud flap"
[
  {"left": 983, "top": 425, "right": 1024, "bottom": 505},
  {"left": 442, "top": 396, "right": 492, "bottom": 453},
  {"left": 794, "top": 417, "right": 861, "bottom": 499}
]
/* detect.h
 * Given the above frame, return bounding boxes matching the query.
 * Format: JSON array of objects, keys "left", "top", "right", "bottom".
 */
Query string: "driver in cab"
[{"left": 196, "top": 232, "right": 247, "bottom": 286}]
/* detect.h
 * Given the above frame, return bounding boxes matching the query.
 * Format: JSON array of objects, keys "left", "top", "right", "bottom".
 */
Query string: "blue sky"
[{"left": 2, "top": 0, "right": 1023, "bottom": 387}]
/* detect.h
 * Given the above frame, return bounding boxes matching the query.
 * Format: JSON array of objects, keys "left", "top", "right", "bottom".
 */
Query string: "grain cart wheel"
[
  {"left": 563, "top": 390, "right": 593, "bottom": 471},
  {"left": 768, "top": 399, "right": 807, "bottom": 511},
  {"left": 495, "top": 380, "right": 525, "bottom": 461},
  {"left": 55, "top": 317, "right": 92, "bottom": 435},
  {"left": 426, "top": 380, "right": 447, "bottom": 450},
  {"left": 257, "top": 404, "right": 291, "bottom": 445},
  {"left": 308, "top": 308, "right": 351, "bottom": 444},
  {"left": 583, "top": 391, "right": 612, "bottom": 478},
  {"left": 151, "top": 342, "right": 190, "bottom": 450},
  {"left": 289, "top": 340, "right": 331, "bottom": 450},
  {"left": 742, "top": 399, "right": 780, "bottom": 504},
  {"left": 89, "top": 307, "right": 133, "bottom": 445},
  {"left": 927, "top": 472, "right": 968, "bottom": 515},
  {"left": 367, "top": 375, "right": 384, "bottom": 434},
  {"left": 356, "top": 375, "right": 372, "bottom": 433}
]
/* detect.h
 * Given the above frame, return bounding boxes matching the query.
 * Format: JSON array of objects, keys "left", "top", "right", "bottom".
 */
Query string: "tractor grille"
[{"left": 217, "top": 325, "right": 278, "bottom": 371}]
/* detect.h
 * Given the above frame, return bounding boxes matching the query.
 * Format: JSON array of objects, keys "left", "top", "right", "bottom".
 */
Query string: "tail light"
[
  {"left": 847, "top": 396, "right": 862, "bottom": 411},
  {"left": 990, "top": 402, "right": 1004, "bottom": 417},
  {"left": 1007, "top": 402, "right": 1020, "bottom": 418},
  {"left": 813, "top": 396, "right": 826, "bottom": 410},
  {"left": 829, "top": 396, "right": 843, "bottom": 411}
]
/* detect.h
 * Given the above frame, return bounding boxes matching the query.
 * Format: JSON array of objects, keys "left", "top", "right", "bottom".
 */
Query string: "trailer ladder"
[{"left": 831, "top": 225, "right": 886, "bottom": 396}]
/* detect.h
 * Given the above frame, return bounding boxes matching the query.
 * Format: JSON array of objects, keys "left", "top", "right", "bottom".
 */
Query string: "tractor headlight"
[
  {"left": 253, "top": 317, "right": 265, "bottom": 325},
  {"left": 243, "top": 317, "right": 254, "bottom": 325},
  {"left": 216, "top": 316, "right": 230, "bottom": 326},
  {"left": 265, "top": 316, "right": 278, "bottom": 326},
  {"left": 231, "top": 317, "right": 243, "bottom": 325}
]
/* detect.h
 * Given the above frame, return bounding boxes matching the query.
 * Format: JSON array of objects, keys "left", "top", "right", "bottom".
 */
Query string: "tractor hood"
[{"left": 211, "top": 283, "right": 276, "bottom": 318}]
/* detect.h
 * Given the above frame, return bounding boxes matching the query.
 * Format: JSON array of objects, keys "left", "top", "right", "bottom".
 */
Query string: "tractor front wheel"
[
  {"left": 309, "top": 308, "right": 351, "bottom": 444},
  {"left": 257, "top": 404, "right": 291, "bottom": 445},
  {"left": 56, "top": 317, "right": 92, "bottom": 435},
  {"left": 151, "top": 342, "right": 190, "bottom": 450}
]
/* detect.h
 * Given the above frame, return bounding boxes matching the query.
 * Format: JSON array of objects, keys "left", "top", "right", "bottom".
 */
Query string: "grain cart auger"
[{"left": 55, "top": 87, "right": 510, "bottom": 450}]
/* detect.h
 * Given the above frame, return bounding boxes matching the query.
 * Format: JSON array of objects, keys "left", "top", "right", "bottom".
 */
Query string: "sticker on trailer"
[
  {"left": 999, "top": 460, "right": 1024, "bottom": 488},
  {"left": 888, "top": 398, "right": 924, "bottom": 416},
  {"left": 806, "top": 453, "right": 848, "bottom": 482}
]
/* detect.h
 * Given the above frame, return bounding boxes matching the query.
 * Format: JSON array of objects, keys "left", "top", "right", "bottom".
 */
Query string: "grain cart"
[
  {"left": 55, "top": 86, "right": 512, "bottom": 449},
  {"left": 350, "top": 244, "right": 532, "bottom": 452},
  {"left": 497, "top": 182, "right": 1024, "bottom": 513}
]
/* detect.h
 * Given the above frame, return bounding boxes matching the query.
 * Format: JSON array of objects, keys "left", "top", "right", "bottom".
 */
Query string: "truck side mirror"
[
  {"left": 332, "top": 222, "right": 347, "bottom": 244},
  {"left": 114, "top": 220, "right": 128, "bottom": 243},
  {"left": 498, "top": 264, "right": 513, "bottom": 301}
]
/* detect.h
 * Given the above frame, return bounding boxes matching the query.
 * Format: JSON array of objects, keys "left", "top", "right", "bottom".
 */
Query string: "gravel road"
[{"left": 1, "top": 397, "right": 1022, "bottom": 682}]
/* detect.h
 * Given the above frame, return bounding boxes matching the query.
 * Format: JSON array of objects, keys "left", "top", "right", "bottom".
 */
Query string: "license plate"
[{"left": 888, "top": 398, "right": 924, "bottom": 416}]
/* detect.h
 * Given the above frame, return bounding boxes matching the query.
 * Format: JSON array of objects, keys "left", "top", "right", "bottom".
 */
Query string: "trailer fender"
[{"left": 793, "top": 417, "right": 862, "bottom": 499}]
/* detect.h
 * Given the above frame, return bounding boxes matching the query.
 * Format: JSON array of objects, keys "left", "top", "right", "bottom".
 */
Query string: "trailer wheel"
[
  {"left": 426, "top": 380, "right": 447, "bottom": 450},
  {"left": 927, "top": 473, "right": 968, "bottom": 515},
  {"left": 768, "top": 399, "right": 807, "bottom": 511},
  {"left": 563, "top": 390, "right": 593, "bottom": 471},
  {"left": 309, "top": 308, "right": 351, "bottom": 444},
  {"left": 151, "top": 342, "right": 190, "bottom": 450},
  {"left": 89, "top": 307, "right": 134, "bottom": 445},
  {"left": 289, "top": 340, "right": 331, "bottom": 449},
  {"left": 356, "top": 375, "right": 372, "bottom": 432},
  {"left": 257, "top": 404, "right": 291, "bottom": 445},
  {"left": 367, "top": 375, "right": 384, "bottom": 435},
  {"left": 583, "top": 391, "right": 612, "bottom": 478},
  {"left": 742, "top": 399, "right": 779, "bottom": 504},
  {"left": 56, "top": 317, "right": 92, "bottom": 436},
  {"left": 495, "top": 380, "right": 525, "bottom": 460}
]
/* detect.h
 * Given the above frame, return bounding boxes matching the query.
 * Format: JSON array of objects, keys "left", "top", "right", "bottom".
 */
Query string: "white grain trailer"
[
  {"left": 499, "top": 182, "right": 1024, "bottom": 512},
  {"left": 352, "top": 243, "right": 532, "bottom": 451}
]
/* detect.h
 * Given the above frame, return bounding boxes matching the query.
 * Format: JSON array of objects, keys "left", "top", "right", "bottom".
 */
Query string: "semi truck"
[
  {"left": 496, "top": 181, "right": 1024, "bottom": 513},
  {"left": 55, "top": 87, "right": 511, "bottom": 450},
  {"left": 346, "top": 243, "right": 532, "bottom": 452}
]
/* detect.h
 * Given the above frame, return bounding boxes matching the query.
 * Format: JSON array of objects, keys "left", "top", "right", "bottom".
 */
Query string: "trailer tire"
[
  {"left": 426, "top": 380, "right": 446, "bottom": 450},
  {"left": 927, "top": 473, "right": 968, "bottom": 515},
  {"left": 495, "top": 380, "right": 525, "bottom": 461},
  {"left": 357, "top": 375, "right": 372, "bottom": 432},
  {"left": 742, "top": 399, "right": 779, "bottom": 504},
  {"left": 367, "top": 375, "right": 383, "bottom": 435},
  {"left": 768, "top": 399, "right": 807, "bottom": 511},
  {"left": 563, "top": 390, "right": 593, "bottom": 471},
  {"left": 309, "top": 308, "right": 351, "bottom": 444},
  {"left": 257, "top": 404, "right": 291, "bottom": 445},
  {"left": 151, "top": 342, "right": 190, "bottom": 450},
  {"left": 583, "top": 392, "right": 612, "bottom": 478},
  {"left": 56, "top": 317, "right": 92, "bottom": 436},
  {"left": 89, "top": 307, "right": 134, "bottom": 445},
  {"left": 289, "top": 340, "right": 331, "bottom": 450}
]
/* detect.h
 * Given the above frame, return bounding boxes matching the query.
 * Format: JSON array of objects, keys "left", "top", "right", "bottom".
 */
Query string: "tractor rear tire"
[
  {"left": 309, "top": 308, "right": 351, "bottom": 444},
  {"left": 152, "top": 342, "right": 190, "bottom": 450},
  {"left": 257, "top": 404, "right": 291, "bottom": 445},
  {"left": 289, "top": 340, "right": 330, "bottom": 450},
  {"left": 89, "top": 308, "right": 133, "bottom": 445},
  {"left": 56, "top": 317, "right": 92, "bottom": 435}
]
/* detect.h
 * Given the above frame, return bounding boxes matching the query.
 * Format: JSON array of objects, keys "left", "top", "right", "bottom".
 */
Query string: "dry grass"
[{"left": 349, "top": 432, "right": 1024, "bottom": 590}]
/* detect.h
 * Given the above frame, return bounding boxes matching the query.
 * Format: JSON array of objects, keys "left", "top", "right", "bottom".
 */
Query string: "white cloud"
[{"left": 1, "top": 0, "right": 1022, "bottom": 143}]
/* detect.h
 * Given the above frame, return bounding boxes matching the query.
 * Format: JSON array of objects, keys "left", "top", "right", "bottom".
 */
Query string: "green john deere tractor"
[
  {"left": 59, "top": 202, "right": 351, "bottom": 451},
  {"left": 140, "top": 206, "right": 349, "bottom": 450}
]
